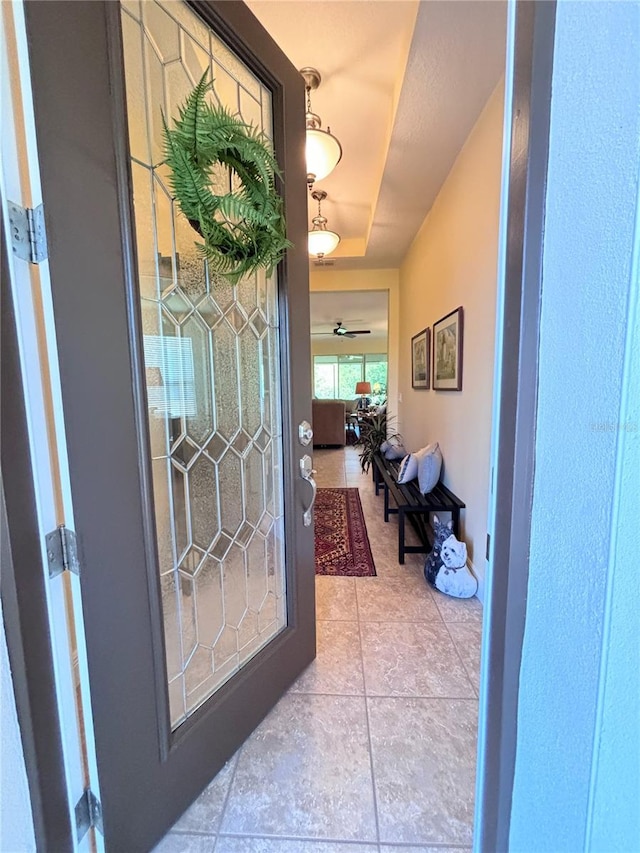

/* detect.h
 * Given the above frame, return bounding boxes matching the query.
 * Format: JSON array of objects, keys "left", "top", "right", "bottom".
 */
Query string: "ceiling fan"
[{"left": 311, "top": 321, "right": 371, "bottom": 339}]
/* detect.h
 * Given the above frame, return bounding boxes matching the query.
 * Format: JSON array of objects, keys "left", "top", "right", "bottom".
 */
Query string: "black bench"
[{"left": 372, "top": 452, "right": 465, "bottom": 564}]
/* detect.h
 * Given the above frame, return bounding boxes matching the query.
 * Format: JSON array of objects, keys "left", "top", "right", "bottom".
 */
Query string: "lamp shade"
[
  {"left": 308, "top": 228, "right": 340, "bottom": 258},
  {"left": 355, "top": 382, "right": 372, "bottom": 395},
  {"left": 306, "top": 128, "right": 342, "bottom": 184}
]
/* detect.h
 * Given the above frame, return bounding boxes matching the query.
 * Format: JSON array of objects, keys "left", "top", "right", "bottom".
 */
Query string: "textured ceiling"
[{"left": 247, "top": 0, "right": 507, "bottom": 271}]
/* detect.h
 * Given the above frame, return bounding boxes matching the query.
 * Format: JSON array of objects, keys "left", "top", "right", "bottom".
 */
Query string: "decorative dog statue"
[
  {"left": 424, "top": 515, "right": 478, "bottom": 599},
  {"left": 436, "top": 534, "right": 477, "bottom": 598}
]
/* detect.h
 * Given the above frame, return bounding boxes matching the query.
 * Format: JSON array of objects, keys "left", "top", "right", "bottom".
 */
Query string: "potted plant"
[{"left": 358, "top": 411, "right": 401, "bottom": 473}]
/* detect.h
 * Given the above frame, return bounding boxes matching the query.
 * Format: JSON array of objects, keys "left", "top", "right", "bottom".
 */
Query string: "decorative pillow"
[
  {"left": 385, "top": 443, "right": 406, "bottom": 461},
  {"left": 382, "top": 435, "right": 406, "bottom": 460},
  {"left": 417, "top": 442, "right": 442, "bottom": 495},
  {"left": 396, "top": 453, "right": 418, "bottom": 483}
]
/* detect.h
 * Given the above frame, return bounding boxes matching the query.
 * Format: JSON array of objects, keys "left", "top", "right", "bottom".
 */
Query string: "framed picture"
[
  {"left": 433, "top": 307, "right": 463, "bottom": 391},
  {"left": 411, "top": 328, "right": 430, "bottom": 389}
]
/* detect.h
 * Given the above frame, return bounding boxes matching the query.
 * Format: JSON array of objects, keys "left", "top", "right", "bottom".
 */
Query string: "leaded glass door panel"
[
  {"left": 24, "top": 1, "right": 314, "bottom": 849},
  {"left": 122, "top": 0, "right": 289, "bottom": 728}
]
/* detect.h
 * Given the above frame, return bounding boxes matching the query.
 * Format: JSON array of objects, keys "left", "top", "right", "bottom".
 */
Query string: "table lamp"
[{"left": 355, "top": 381, "right": 372, "bottom": 409}]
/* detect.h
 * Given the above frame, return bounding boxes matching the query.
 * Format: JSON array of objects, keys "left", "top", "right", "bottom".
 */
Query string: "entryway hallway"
[{"left": 155, "top": 446, "right": 482, "bottom": 852}]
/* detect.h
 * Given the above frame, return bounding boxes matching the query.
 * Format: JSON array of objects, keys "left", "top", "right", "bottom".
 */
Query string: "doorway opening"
[{"left": 1, "top": 4, "right": 556, "bottom": 849}]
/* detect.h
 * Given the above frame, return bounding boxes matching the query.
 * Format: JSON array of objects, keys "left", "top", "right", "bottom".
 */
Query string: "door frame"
[
  {"left": 474, "top": 2, "right": 556, "bottom": 850},
  {"left": 1, "top": 1, "right": 555, "bottom": 850},
  {"left": 1, "top": 210, "right": 73, "bottom": 852}
]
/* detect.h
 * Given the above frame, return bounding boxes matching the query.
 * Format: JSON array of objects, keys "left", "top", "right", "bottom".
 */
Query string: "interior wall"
[
  {"left": 397, "top": 79, "right": 504, "bottom": 592},
  {"left": 509, "top": 2, "right": 640, "bottom": 850},
  {"left": 309, "top": 269, "right": 399, "bottom": 417}
]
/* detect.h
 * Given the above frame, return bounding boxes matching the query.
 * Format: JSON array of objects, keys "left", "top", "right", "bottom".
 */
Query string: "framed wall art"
[
  {"left": 411, "top": 328, "right": 430, "bottom": 389},
  {"left": 433, "top": 307, "right": 463, "bottom": 391}
]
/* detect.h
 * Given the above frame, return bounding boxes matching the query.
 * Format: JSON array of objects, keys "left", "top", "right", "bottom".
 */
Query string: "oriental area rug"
[{"left": 314, "top": 488, "right": 376, "bottom": 577}]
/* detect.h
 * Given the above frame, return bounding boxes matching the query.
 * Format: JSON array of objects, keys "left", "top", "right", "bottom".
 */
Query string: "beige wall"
[
  {"left": 398, "top": 80, "right": 504, "bottom": 589},
  {"left": 309, "top": 269, "right": 399, "bottom": 418}
]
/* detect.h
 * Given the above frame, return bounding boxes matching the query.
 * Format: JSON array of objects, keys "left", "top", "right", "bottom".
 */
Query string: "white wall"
[
  {"left": 397, "top": 81, "right": 504, "bottom": 592},
  {"left": 509, "top": 2, "right": 640, "bottom": 850},
  {"left": 1, "top": 603, "right": 36, "bottom": 852}
]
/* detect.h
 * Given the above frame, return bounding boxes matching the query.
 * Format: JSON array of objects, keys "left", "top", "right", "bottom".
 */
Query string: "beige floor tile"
[
  {"left": 216, "top": 839, "right": 378, "bottom": 853},
  {"left": 432, "top": 591, "right": 483, "bottom": 625},
  {"left": 361, "top": 622, "right": 475, "bottom": 698},
  {"left": 446, "top": 621, "right": 483, "bottom": 695},
  {"left": 356, "top": 578, "right": 441, "bottom": 623},
  {"left": 153, "top": 834, "right": 216, "bottom": 852},
  {"left": 290, "top": 620, "right": 365, "bottom": 695},
  {"left": 315, "top": 576, "right": 358, "bottom": 620},
  {"left": 368, "top": 697, "right": 477, "bottom": 846},
  {"left": 221, "top": 693, "right": 377, "bottom": 841},
  {"left": 317, "top": 475, "right": 347, "bottom": 488},
  {"left": 170, "top": 756, "right": 237, "bottom": 834}
]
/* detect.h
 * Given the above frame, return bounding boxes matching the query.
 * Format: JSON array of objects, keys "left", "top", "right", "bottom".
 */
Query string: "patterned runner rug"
[{"left": 314, "top": 488, "right": 376, "bottom": 577}]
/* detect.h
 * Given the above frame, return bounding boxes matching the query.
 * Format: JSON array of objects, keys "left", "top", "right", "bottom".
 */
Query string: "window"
[{"left": 313, "top": 354, "right": 387, "bottom": 403}]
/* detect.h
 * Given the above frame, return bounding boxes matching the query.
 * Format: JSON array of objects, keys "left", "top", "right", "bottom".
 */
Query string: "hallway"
[{"left": 156, "top": 445, "right": 482, "bottom": 852}]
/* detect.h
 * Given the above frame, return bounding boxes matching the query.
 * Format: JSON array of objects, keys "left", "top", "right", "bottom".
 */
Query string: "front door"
[{"left": 24, "top": 1, "right": 314, "bottom": 849}]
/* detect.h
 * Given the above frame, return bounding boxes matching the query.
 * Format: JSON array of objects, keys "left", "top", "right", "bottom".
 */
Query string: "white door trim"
[{"left": 1, "top": 3, "right": 102, "bottom": 849}]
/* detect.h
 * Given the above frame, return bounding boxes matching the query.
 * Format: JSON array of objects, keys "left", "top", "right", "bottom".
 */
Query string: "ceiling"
[
  {"left": 247, "top": 0, "right": 507, "bottom": 271},
  {"left": 309, "top": 291, "right": 388, "bottom": 341}
]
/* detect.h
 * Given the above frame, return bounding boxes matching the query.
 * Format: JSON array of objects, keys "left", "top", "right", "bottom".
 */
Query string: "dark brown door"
[{"left": 24, "top": 2, "right": 314, "bottom": 849}]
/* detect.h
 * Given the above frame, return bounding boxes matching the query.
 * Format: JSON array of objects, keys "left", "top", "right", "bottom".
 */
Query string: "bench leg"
[
  {"left": 399, "top": 511, "right": 405, "bottom": 564},
  {"left": 384, "top": 485, "right": 390, "bottom": 522},
  {"left": 452, "top": 509, "right": 460, "bottom": 538}
]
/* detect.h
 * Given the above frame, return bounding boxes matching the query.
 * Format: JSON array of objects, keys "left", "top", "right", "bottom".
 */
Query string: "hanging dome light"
[
  {"left": 308, "top": 189, "right": 340, "bottom": 259},
  {"left": 300, "top": 67, "right": 342, "bottom": 186}
]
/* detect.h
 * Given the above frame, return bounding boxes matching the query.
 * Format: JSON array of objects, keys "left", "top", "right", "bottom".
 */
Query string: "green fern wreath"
[{"left": 162, "top": 72, "right": 290, "bottom": 282}]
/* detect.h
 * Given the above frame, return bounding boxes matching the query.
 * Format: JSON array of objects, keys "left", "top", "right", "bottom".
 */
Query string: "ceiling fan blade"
[
  {"left": 345, "top": 333, "right": 357, "bottom": 339},
  {"left": 348, "top": 330, "right": 371, "bottom": 335}
]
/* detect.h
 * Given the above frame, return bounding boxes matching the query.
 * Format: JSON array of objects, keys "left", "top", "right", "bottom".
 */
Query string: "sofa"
[{"left": 312, "top": 399, "right": 346, "bottom": 447}]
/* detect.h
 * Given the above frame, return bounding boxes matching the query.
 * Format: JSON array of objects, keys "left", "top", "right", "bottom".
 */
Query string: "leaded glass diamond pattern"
[{"left": 121, "top": 0, "right": 287, "bottom": 730}]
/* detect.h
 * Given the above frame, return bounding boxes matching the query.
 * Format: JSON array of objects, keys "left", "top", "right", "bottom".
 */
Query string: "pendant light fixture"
[
  {"left": 308, "top": 190, "right": 340, "bottom": 259},
  {"left": 300, "top": 67, "right": 343, "bottom": 186}
]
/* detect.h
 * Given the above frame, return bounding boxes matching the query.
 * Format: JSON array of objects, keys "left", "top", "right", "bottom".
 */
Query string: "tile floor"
[{"left": 156, "top": 446, "right": 483, "bottom": 853}]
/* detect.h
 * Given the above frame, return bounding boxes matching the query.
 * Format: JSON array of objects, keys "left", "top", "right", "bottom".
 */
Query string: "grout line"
[
  {"left": 356, "top": 575, "right": 382, "bottom": 848},
  {"left": 441, "top": 619, "right": 479, "bottom": 700},
  {"left": 289, "top": 689, "right": 479, "bottom": 701},
  {"left": 215, "top": 744, "right": 243, "bottom": 841},
  {"left": 170, "top": 829, "right": 217, "bottom": 837},
  {"left": 378, "top": 843, "right": 471, "bottom": 850},
  {"left": 172, "top": 827, "right": 471, "bottom": 851},
  {"left": 216, "top": 830, "right": 379, "bottom": 846}
]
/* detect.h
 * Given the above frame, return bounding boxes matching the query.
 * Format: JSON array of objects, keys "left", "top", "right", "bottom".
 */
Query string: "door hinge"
[
  {"left": 45, "top": 525, "right": 80, "bottom": 579},
  {"left": 486, "top": 533, "right": 491, "bottom": 561},
  {"left": 8, "top": 201, "right": 48, "bottom": 264},
  {"left": 75, "top": 787, "right": 103, "bottom": 841}
]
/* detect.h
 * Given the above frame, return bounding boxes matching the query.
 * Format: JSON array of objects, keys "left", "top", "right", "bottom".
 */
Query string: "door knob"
[{"left": 298, "top": 420, "right": 313, "bottom": 446}]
